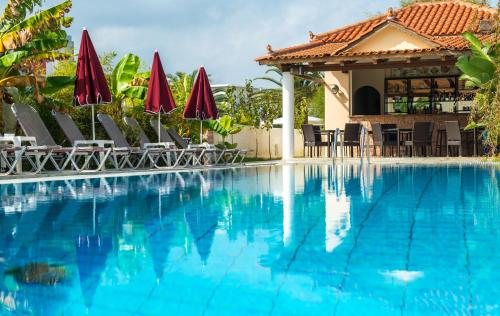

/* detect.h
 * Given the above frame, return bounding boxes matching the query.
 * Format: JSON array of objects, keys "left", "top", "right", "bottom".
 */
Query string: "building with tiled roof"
[
  {"left": 255, "top": 0, "right": 498, "bottom": 159},
  {"left": 257, "top": 0, "right": 496, "bottom": 64}
]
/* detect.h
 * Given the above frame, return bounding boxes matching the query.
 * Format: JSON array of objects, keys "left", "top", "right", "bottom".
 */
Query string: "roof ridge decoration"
[
  {"left": 339, "top": 19, "right": 443, "bottom": 54},
  {"left": 387, "top": 7, "right": 396, "bottom": 20}
]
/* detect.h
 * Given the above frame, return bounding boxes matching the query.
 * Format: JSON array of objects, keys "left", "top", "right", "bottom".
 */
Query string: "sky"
[{"left": 42, "top": 0, "right": 401, "bottom": 86}]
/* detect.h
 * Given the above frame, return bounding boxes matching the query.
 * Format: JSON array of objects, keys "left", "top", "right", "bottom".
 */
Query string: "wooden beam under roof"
[{"left": 290, "top": 57, "right": 457, "bottom": 72}]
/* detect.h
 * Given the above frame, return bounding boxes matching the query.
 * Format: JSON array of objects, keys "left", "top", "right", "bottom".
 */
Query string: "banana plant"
[
  {"left": 456, "top": 31, "right": 499, "bottom": 155},
  {"left": 0, "top": 0, "right": 73, "bottom": 102},
  {"left": 456, "top": 32, "right": 497, "bottom": 88},
  {"left": 0, "top": 1, "right": 72, "bottom": 52},
  {"left": 0, "top": 0, "right": 44, "bottom": 30},
  {"left": 111, "top": 53, "right": 149, "bottom": 104},
  {"left": 204, "top": 115, "right": 243, "bottom": 149}
]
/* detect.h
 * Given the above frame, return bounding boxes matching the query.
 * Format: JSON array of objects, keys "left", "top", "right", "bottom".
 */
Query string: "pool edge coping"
[{"left": 0, "top": 157, "right": 498, "bottom": 185}]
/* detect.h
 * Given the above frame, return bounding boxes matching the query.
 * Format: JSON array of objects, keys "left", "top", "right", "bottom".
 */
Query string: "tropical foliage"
[
  {"left": 0, "top": 0, "right": 73, "bottom": 104},
  {"left": 204, "top": 115, "right": 242, "bottom": 149},
  {"left": 111, "top": 53, "right": 148, "bottom": 105},
  {"left": 255, "top": 66, "right": 325, "bottom": 127},
  {"left": 456, "top": 31, "right": 499, "bottom": 155}
]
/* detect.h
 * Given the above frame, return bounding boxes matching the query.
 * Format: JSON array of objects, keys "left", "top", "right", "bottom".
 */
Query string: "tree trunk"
[
  {"left": 254, "top": 128, "right": 259, "bottom": 158},
  {"left": 268, "top": 129, "right": 272, "bottom": 160}
]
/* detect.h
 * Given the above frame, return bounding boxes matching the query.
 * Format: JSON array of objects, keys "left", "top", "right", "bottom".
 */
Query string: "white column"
[{"left": 282, "top": 72, "right": 295, "bottom": 160}]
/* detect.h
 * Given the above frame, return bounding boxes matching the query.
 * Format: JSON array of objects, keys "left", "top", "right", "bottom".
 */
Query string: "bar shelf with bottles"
[{"left": 384, "top": 76, "right": 475, "bottom": 114}]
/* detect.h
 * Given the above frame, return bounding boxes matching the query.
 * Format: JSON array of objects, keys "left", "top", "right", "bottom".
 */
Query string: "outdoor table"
[
  {"left": 382, "top": 128, "right": 412, "bottom": 157},
  {"left": 324, "top": 129, "right": 344, "bottom": 157},
  {"left": 321, "top": 130, "right": 338, "bottom": 157},
  {"left": 3, "top": 134, "right": 36, "bottom": 173},
  {"left": 83, "top": 140, "right": 115, "bottom": 170},
  {"left": 437, "top": 127, "right": 481, "bottom": 157}
]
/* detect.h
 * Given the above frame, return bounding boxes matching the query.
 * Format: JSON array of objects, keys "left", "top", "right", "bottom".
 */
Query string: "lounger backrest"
[
  {"left": 52, "top": 111, "right": 86, "bottom": 145},
  {"left": 445, "top": 121, "right": 461, "bottom": 142},
  {"left": 124, "top": 117, "right": 151, "bottom": 148},
  {"left": 12, "top": 104, "right": 57, "bottom": 146},
  {"left": 97, "top": 114, "right": 130, "bottom": 148},
  {"left": 413, "top": 122, "right": 432, "bottom": 143},
  {"left": 371, "top": 123, "right": 383, "bottom": 143},
  {"left": 301, "top": 125, "right": 315, "bottom": 144},
  {"left": 344, "top": 123, "right": 361, "bottom": 142},
  {"left": 150, "top": 119, "right": 175, "bottom": 143},
  {"left": 167, "top": 128, "right": 189, "bottom": 149}
]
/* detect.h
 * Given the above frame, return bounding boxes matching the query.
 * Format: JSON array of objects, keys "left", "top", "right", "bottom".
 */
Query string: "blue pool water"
[{"left": 0, "top": 163, "right": 499, "bottom": 315}]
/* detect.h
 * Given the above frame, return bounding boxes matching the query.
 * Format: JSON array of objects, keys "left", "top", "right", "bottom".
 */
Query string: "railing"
[
  {"left": 360, "top": 126, "right": 371, "bottom": 164},
  {"left": 332, "top": 126, "right": 370, "bottom": 164}
]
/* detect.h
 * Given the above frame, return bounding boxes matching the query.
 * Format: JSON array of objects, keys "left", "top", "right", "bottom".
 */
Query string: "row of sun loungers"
[{"left": 0, "top": 104, "right": 249, "bottom": 176}]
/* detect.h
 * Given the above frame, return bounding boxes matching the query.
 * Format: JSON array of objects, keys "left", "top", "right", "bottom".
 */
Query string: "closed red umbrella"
[
  {"left": 74, "top": 28, "right": 111, "bottom": 140},
  {"left": 183, "top": 67, "right": 218, "bottom": 143},
  {"left": 145, "top": 50, "right": 176, "bottom": 142}
]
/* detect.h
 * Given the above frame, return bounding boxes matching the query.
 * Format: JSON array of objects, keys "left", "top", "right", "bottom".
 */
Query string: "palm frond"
[{"left": 254, "top": 76, "right": 282, "bottom": 87}]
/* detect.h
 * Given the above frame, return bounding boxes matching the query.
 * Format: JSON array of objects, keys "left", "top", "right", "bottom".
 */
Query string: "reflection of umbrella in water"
[
  {"left": 75, "top": 197, "right": 112, "bottom": 309},
  {"left": 184, "top": 200, "right": 218, "bottom": 264},
  {"left": 8, "top": 202, "right": 52, "bottom": 261},
  {"left": 146, "top": 190, "right": 175, "bottom": 281}
]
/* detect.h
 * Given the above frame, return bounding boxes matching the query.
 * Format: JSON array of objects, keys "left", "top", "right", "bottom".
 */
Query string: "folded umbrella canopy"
[
  {"left": 74, "top": 28, "right": 111, "bottom": 140},
  {"left": 183, "top": 67, "right": 218, "bottom": 144},
  {"left": 144, "top": 50, "right": 176, "bottom": 143}
]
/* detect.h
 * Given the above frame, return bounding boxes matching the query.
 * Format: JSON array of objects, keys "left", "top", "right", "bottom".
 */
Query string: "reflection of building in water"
[
  {"left": 325, "top": 192, "right": 351, "bottom": 253},
  {"left": 282, "top": 164, "right": 295, "bottom": 247},
  {"left": 262, "top": 163, "right": 361, "bottom": 286}
]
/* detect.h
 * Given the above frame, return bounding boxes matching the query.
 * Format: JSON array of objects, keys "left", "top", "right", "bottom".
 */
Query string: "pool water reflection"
[{"left": 0, "top": 163, "right": 499, "bottom": 315}]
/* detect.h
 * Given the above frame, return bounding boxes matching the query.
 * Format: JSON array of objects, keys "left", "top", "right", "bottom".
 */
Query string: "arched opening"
[{"left": 353, "top": 86, "right": 381, "bottom": 115}]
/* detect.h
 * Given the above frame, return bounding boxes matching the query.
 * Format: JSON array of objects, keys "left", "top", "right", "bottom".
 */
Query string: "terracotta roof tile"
[{"left": 256, "top": 0, "right": 498, "bottom": 63}]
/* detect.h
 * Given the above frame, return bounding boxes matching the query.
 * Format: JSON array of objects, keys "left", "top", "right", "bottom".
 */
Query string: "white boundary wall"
[{"left": 213, "top": 127, "right": 306, "bottom": 159}]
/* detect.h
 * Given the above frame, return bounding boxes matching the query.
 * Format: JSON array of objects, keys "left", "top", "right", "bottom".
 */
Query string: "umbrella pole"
[
  {"left": 158, "top": 112, "right": 161, "bottom": 143},
  {"left": 91, "top": 104, "right": 96, "bottom": 141},
  {"left": 200, "top": 120, "right": 203, "bottom": 144},
  {"left": 158, "top": 190, "right": 162, "bottom": 227}
]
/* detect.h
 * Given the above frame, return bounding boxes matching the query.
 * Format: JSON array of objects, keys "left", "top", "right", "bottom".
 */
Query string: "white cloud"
[{"left": 47, "top": 0, "right": 401, "bottom": 85}]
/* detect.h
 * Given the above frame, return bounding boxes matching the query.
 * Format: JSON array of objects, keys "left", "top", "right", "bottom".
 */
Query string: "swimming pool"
[{"left": 0, "top": 163, "right": 499, "bottom": 315}]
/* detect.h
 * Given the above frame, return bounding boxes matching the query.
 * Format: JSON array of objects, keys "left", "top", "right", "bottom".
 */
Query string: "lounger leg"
[
  {"left": 96, "top": 149, "right": 112, "bottom": 171},
  {"left": 60, "top": 149, "right": 81, "bottom": 172},
  {"left": 33, "top": 150, "right": 54, "bottom": 174},
  {"left": 1, "top": 148, "right": 26, "bottom": 176}
]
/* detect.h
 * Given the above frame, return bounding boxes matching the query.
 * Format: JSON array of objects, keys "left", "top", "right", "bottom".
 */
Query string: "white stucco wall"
[
  {"left": 348, "top": 24, "right": 434, "bottom": 53},
  {"left": 351, "top": 69, "right": 386, "bottom": 114},
  {"left": 213, "top": 127, "right": 306, "bottom": 159},
  {"left": 324, "top": 71, "right": 350, "bottom": 130}
]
